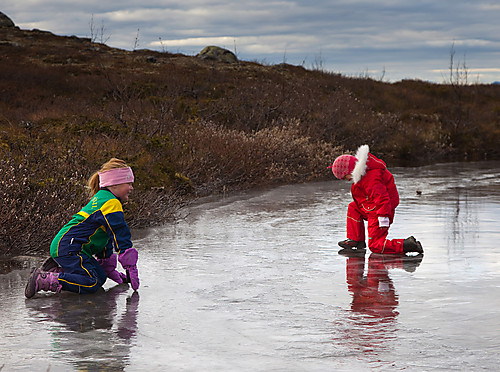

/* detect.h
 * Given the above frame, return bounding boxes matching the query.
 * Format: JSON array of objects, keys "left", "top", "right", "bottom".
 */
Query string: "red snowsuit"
[{"left": 347, "top": 152, "right": 404, "bottom": 254}]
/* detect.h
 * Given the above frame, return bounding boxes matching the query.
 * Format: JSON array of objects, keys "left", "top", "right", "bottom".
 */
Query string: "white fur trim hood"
[{"left": 352, "top": 145, "right": 369, "bottom": 184}]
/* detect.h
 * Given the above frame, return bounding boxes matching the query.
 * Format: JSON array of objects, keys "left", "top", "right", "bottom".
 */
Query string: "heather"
[{"left": 1, "top": 27, "right": 499, "bottom": 256}]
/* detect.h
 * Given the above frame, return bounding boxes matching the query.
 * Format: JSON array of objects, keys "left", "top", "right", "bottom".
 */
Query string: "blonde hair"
[{"left": 87, "top": 158, "right": 130, "bottom": 196}]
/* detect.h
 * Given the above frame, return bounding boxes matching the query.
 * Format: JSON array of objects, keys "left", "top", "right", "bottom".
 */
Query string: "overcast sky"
[{"left": 2, "top": 1, "right": 499, "bottom": 83}]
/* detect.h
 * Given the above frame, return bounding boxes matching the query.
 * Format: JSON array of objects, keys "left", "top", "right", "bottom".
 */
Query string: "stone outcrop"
[
  {"left": 196, "top": 46, "right": 238, "bottom": 64},
  {"left": 0, "top": 12, "right": 15, "bottom": 28}
]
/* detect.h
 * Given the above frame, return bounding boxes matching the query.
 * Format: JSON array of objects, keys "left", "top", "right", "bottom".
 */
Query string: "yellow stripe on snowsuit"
[
  {"left": 77, "top": 211, "right": 90, "bottom": 218},
  {"left": 57, "top": 254, "right": 98, "bottom": 289},
  {"left": 100, "top": 199, "right": 124, "bottom": 253},
  {"left": 103, "top": 214, "right": 119, "bottom": 253},
  {"left": 100, "top": 199, "right": 123, "bottom": 215}
]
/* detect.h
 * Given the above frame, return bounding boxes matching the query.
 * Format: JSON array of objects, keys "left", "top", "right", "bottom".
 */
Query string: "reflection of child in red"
[
  {"left": 346, "top": 253, "right": 421, "bottom": 318},
  {"left": 330, "top": 145, "right": 423, "bottom": 255}
]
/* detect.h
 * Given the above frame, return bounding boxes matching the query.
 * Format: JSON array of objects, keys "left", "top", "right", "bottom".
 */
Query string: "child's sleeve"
[{"left": 100, "top": 199, "right": 134, "bottom": 254}]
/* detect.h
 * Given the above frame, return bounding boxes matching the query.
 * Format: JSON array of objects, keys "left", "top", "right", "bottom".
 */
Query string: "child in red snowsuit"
[{"left": 330, "top": 145, "right": 423, "bottom": 255}]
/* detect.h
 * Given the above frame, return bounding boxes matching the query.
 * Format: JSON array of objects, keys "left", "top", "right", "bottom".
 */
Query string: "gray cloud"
[{"left": 3, "top": 0, "right": 500, "bottom": 82}]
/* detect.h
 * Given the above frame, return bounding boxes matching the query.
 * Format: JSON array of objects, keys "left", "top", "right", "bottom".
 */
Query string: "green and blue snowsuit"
[{"left": 50, "top": 189, "right": 133, "bottom": 293}]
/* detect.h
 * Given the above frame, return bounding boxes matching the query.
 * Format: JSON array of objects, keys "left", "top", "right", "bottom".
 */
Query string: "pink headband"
[{"left": 99, "top": 167, "right": 134, "bottom": 188}]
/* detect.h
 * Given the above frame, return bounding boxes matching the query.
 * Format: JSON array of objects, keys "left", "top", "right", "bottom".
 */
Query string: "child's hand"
[
  {"left": 126, "top": 266, "right": 140, "bottom": 290},
  {"left": 119, "top": 248, "right": 140, "bottom": 291},
  {"left": 97, "top": 254, "right": 124, "bottom": 284}
]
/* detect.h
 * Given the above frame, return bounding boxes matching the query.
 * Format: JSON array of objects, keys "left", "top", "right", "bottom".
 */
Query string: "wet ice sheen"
[{"left": 1, "top": 161, "right": 499, "bottom": 371}]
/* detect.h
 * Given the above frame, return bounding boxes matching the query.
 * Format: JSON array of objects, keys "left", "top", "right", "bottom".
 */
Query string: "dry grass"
[{"left": 0, "top": 26, "right": 499, "bottom": 256}]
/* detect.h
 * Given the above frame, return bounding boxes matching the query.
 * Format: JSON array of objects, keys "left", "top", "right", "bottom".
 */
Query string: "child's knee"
[{"left": 368, "top": 241, "right": 384, "bottom": 253}]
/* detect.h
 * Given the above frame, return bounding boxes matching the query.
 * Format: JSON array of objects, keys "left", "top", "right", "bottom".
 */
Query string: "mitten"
[
  {"left": 97, "top": 254, "right": 126, "bottom": 284},
  {"left": 118, "top": 248, "right": 140, "bottom": 290}
]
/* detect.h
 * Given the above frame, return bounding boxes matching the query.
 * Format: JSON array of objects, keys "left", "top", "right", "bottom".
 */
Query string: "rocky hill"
[{"left": 1, "top": 13, "right": 499, "bottom": 256}]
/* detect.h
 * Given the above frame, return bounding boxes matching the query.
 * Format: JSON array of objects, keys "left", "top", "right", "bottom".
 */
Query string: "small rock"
[{"left": 197, "top": 46, "right": 238, "bottom": 64}]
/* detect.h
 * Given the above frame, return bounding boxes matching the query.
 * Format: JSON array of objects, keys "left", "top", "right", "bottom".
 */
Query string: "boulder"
[
  {"left": 197, "top": 46, "right": 238, "bottom": 64},
  {"left": 0, "top": 12, "right": 15, "bottom": 28}
]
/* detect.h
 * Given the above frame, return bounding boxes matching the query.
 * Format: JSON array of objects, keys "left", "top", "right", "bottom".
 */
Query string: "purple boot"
[{"left": 25, "top": 268, "right": 62, "bottom": 298}]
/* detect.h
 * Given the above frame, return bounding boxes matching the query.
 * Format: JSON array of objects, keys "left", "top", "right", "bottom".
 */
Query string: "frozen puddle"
[{"left": 1, "top": 161, "right": 499, "bottom": 371}]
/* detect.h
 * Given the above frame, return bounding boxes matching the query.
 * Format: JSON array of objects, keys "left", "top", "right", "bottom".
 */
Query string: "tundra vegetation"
[{"left": 1, "top": 26, "right": 499, "bottom": 256}]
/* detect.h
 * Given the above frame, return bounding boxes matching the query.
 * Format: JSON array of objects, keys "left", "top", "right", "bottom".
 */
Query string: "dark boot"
[
  {"left": 403, "top": 236, "right": 424, "bottom": 254},
  {"left": 338, "top": 239, "right": 367, "bottom": 256},
  {"left": 25, "top": 268, "right": 62, "bottom": 298},
  {"left": 402, "top": 254, "right": 424, "bottom": 272},
  {"left": 338, "top": 239, "right": 366, "bottom": 249},
  {"left": 338, "top": 247, "right": 367, "bottom": 257}
]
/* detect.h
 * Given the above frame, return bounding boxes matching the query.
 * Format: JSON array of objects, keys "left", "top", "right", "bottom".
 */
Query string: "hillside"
[{"left": 1, "top": 19, "right": 499, "bottom": 256}]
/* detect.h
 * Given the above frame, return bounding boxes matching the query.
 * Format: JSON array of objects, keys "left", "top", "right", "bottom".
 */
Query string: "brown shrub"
[
  {"left": 173, "top": 119, "right": 343, "bottom": 196},
  {"left": 1, "top": 27, "right": 499, "bottom": 257}
]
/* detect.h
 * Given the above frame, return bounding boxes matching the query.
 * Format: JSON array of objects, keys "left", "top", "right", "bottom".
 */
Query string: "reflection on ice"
[
  {"left": 1, "top": 161, "right": 499, "bottom": 371},
  {"left": 24, "top": 285, "right": 139, "bottom": 371},
  {"left": 330, "top": 253, "right": 423, "bottom": 358},
  {"left": 347, "top": 254, "right": 400, "bottom": 318}
]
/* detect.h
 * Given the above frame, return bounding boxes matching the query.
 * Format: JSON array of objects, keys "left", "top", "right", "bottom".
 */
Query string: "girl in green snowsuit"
[{"left": 25, "top": 158, "right": 139, "bottom": 298}]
